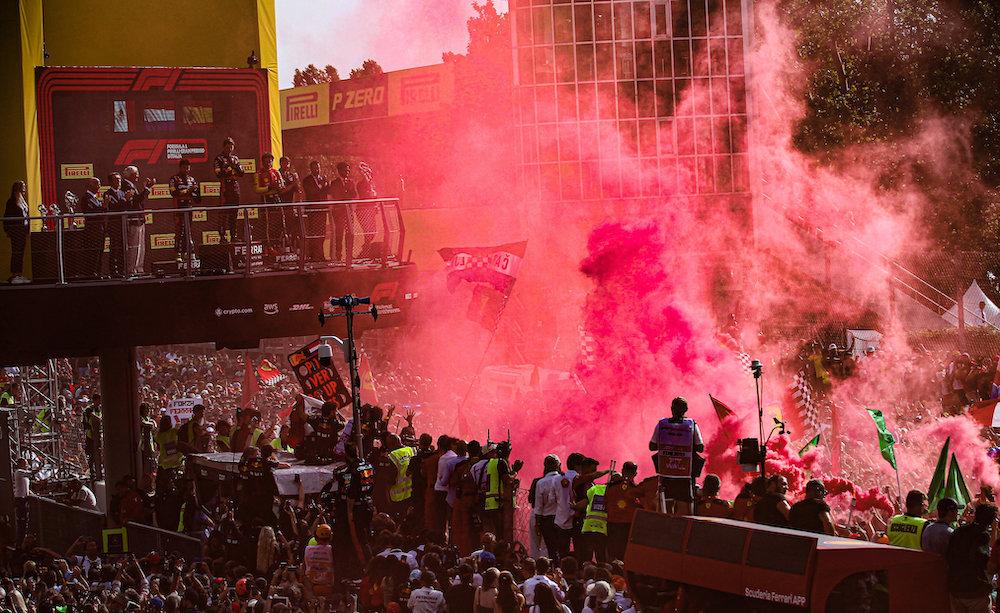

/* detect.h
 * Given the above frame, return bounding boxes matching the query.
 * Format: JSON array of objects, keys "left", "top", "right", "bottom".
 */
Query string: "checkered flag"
[
  {"left": 578, "top": 324, "right": 597, "bottom": 373},
  {"left": 788, "top": 370, "right": 820, "bottom": 434},
  {"left": 737, "top": 351, "right": 753, "bottom": 375}
]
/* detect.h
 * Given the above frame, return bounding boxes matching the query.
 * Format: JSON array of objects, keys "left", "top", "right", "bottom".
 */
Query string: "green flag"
[
  {"left": 866, "top": 408, "right": 897, "bottom": 470},
  {"left": 798, "top": 434, "right": 820, "bottom": 456},
  {"left": 944, "top": 453, "right": 972, "bottom": 510},
  {"left": 927, "top": 437, "right": 951, "bottom": 509}
]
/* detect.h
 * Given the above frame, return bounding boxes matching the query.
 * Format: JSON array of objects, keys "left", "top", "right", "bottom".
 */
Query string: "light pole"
[{"left": 319, "top": 294, "right": 378, "bottom": 457}]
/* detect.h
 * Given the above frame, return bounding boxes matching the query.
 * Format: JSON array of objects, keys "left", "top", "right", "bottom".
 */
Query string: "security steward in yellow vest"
[
  {"left": 215, "top": 419, "right": 233, "bottom": 452},
  {"left": 154, "top": 415, "right": 184, "bottom": 528},
  {"left": 177, "top": 404, "right": 207, "bottom": 455},
  {"left": 887, "top": 489, "right": 929, "bottom": 550},
  {"left": 385, "top": 434, "right": 416, "bottom": 520},
  {"left": 231, "top": 409, "right": 267, "bottom": 451},
  {"left": 575, "top": 470, "right": 610, "bottom": 564}
]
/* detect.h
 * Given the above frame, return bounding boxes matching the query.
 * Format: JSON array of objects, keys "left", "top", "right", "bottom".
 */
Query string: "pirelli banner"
[
  {"left": 36, "top": 67, "right": 271, "bottom": 220},
  {"left": 280, "top": 62, "right": 455, "bottom": 130}
]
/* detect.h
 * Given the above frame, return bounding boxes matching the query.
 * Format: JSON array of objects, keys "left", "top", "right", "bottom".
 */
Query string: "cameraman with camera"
[{"left": 649, "top": 397, "right": 704, "bottom": 516}]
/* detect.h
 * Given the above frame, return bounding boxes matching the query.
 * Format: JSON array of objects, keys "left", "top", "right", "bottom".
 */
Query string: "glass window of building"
[
  {"left": 556, "top": 45, "right": 576, "bottom": 82},
  {"left": 598, "top": 82, "right": 617, "bottom": 119},
  {"left": 519, "top": 48, "right": 535, "bottom": 85},
  {"left": 655, "top": 79, "right": 673, "bottom": 117},
  {"left": 618, "top": 81, "right": 637, "bottom": 118},
  {"left": 517, "top": 9, "right": 533, "bottom": 45},
  {"left": 635, "top": 41, "right": 653, "bottom": 78},
  {"left": 726, "top": 0, "right": 742, "bottom": 34},
  {"left": 594, "top": 3, "right": 613, "bottom": 40},
  {"left": 633, "top": 3, "right": 652, "bottom": 38},
  {"left": 580, "top": 122, "right": 599, "bottom": 159},
  {"left": 614, "top": 3, "right": 633, "bottom": 40},
  {"left": 536, "top": 85, "right": 557, "bottom": 122},
  {"left": 559, "top": 123, "right": 580, "bottom": 160},
  {"left": 596, "top": 43, "right": 615, "bottom": 80},
  {"left": 578, "top": 82, "right": 598, "bottom": 120},
  {"left": 561, "top": 163, "right": 582, "bottom": 199},
  {"left": 673, "top": 40, "right": 691, "bottom": 78},
  {"left": 616, "top": 43, "right": 635, "bottom": 79},
  {"left": 690, "top": 0, "right": 708, "bottom": 37},
  {"left": 534, "top": 46, "right": 556, "bottom": 83},
  {"left": 577, "top": 44, "right": 596, "bottom": 81},
  {"left": 654, "top": 40, "right": 672, "bottom": 77},
  {"left": 532, "top": 6, "right": 554, "bottom": 44},
  {"left": 653, "top": 2, "right": 670, "bottom": 39},
  {"left": 637, "top": 80, "right": 655, "bottom": 117},
  {"left": 555, "top": 5, "right": 574, "bottom": 43},
  {"left": 575, "top": 5, "right": 594, "bottom": 42},
  {"left": 672, "top": 1, "right": 690, "bottom": 38},
  {"left": 558, "top": 84, "right": 578, "bottom": 120}
]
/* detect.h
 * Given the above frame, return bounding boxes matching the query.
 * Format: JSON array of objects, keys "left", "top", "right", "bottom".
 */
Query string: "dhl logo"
[
  {"left": 285, "top": 92, "right": 319, "bottom": 121},
  {"left": 115, "top": 139, "right": 208, "bottom": 166}
]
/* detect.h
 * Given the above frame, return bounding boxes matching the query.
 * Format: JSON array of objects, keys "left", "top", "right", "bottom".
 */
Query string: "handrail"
[{"left": 1, "top": 197, "right": 401, "bottom": 223}]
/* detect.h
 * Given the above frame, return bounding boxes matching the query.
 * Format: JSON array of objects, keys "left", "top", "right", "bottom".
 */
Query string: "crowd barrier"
[
  {"left": 3, "top": 198, "right": 404, "bottom": 285},
  {"left": 124, "top": 521, "right": 202, "bottom": 559},
  {"left": 27, "top": 495, "right": 104, "bottom": 552}
]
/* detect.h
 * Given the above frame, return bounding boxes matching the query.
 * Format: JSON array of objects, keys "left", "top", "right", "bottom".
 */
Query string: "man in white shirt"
[
  {"left": 13, "top": 458, "right": 31, "bottom": 544},
  {"left": 554, "top": 454, "right": 581, "bottom": 560},
  {"left": 437, "top": 440, "right": 466, "bottom": 511},
  {"left": 520, "top": 557, "right": 565, "bottom": 606},
  {"left": 534, "top": 455, "right": 564, "bottom": 563},
  {"left": 407, "top": 570, "right": 446, "bottom": 613},
  {"left": 69, "top": 479, "right": 98, "bottom": 511}
]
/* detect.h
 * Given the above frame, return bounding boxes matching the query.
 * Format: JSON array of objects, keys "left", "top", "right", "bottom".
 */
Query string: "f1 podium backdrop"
[{"left": 36, "top": 67, "right": 270, "bottom": 244}]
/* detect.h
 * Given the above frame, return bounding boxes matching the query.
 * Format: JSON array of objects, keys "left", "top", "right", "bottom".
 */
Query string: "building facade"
[{"left": 510, "top": 0, "right": 752, "bottom": 210}]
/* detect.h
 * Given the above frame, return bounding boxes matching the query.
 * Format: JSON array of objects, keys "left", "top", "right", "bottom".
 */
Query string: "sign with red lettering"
[
  {"left": 287, "top": 339, "right": 352, "bottom": 407},
  {"left": 329, "top": 74, "right": 388, "bottom": 123}
]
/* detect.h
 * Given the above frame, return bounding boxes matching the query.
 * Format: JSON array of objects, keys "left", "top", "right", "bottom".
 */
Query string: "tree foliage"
[
  {"left": 779, "top": 0, "right": 1000, "bottom": 251},
  {"left": 349, "top": 59, "right": 385, "bottom": 80},
  {"left": 292, "top": 63, "right": 340, "bottom": 87}
]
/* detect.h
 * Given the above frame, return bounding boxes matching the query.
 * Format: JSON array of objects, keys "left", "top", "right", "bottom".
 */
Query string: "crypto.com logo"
[{"left": 114, "top": 139, "right": 208, "bottom": 166}]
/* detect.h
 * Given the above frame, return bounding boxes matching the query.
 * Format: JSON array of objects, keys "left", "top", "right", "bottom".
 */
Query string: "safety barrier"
[
  {"left": 124, "top": 521, "right": 202, "bottom": 559},
  {"left": 3, "top": 198, "right": 405, "bottom": 285},
  {"left": 27, "top": 495, "right": 105, "bottom": 552}
]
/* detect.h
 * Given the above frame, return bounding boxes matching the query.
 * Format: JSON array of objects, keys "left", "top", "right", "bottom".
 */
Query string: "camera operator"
[
  {"left": 332, "top": 444, "right": 374, "bottom": 577},
  {"left": 649, "top": 396, "right": 704, "bottom": 516},
  {"left": 168, "top": 158, "right": 201, "bottom": 269},
  {"left": 237, "top": 446, "right": 287, "bottom": 527},
  {"left": 213, "top": 137, "right": 245, "bottom": 243}
]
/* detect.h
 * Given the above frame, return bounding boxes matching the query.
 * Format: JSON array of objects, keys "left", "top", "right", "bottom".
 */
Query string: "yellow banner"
[
  {"left": 145, "top": 212, "right": 154, "bottom": 225},
  {"left": 239, "top": 159, "right": 257, "bottom": 174},
  {"left": 193, "top": 210, "right": 208, "bottom": 222},
  {"left": 236, "top": 207, "right": 259, "bottom": 220},
  {"left": 60, "top": 163, "right": 93, "bottom": 180},
  {"left": 149, "top": 184, "right": 171, "bottom": 199},
  {"left": 150, "top": 233, "right": 175, "bottom": 249},
  {"left": 388, "top": 63, "right": 454, "bottom": 116},
  {"left": 201, "top": 181, "right": 221, "bottom": 198},
  {"left": 202, "top": 230, "right": 221, "bottom": 245},
  {"left": 280, "top": 82, "right": 330, "bottom": 129}
]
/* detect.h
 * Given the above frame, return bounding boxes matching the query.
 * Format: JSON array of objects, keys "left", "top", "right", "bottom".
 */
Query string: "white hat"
[{"left": 587, "top": 581, "right": 615, "bottom": 603}]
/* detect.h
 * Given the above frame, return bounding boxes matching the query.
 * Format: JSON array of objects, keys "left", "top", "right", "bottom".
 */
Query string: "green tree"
[
  {"left": 292, "top": 63, "right": 340, "bottom": 87},
  {"left": 349, "top": 59, "right": 384, "bottom": 80}
]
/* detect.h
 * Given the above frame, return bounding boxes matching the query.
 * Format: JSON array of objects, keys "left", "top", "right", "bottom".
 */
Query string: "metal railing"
[{"left": 2, "top": 198, "right": 405, "bottom": 285}]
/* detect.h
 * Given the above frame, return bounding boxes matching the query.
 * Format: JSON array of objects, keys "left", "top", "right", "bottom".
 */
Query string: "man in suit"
[
  {"left": 329, "top": 162, "right": 357, "bottom": 263},
  {"left": 302, "top": 160, "right": 331, "bottom": 262},
  {"left": 103, "top": 172, "right": 128, "bottom": 278},
  {"left": 121, "top": 166, "right": 153, "bottom": 277},
  {"left": 80, "top": 177, "right": 105, "bottom": 278}
]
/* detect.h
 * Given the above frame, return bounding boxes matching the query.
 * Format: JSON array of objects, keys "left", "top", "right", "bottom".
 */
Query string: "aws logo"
[{"left": 114, "top": 139, "right": 209, "bottom": 166}]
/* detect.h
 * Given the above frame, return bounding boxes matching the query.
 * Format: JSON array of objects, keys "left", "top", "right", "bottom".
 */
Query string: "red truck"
[{"left": 624, "top": 510, "right": 948, "bottom": 612}]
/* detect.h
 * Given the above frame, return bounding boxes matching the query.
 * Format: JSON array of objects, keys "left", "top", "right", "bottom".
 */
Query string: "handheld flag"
[
  {"left": 257, "top": 359, "right": 287, "bottom": 386},
  {"left": 798, "top": 434, "right": 820, "bottom": 456},
  {"left": 866, "top": 408, "right": 897, "bottom": 470},
  {"left": 709, "top": 395, "right": 735, "bottom": 421},
  {"left": 943, "top": 453, "right": 972, "bottom": 510},
  {"left": 927, "top": 437, "right": 951, "bottom": 509},
  {"left": 241, "top": 351, "right": 259, "bottom": 408}
]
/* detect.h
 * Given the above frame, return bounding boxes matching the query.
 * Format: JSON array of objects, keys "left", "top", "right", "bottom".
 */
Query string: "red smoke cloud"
[{"left": 368, "top": 0, "right": 1000, "bottom": 522}]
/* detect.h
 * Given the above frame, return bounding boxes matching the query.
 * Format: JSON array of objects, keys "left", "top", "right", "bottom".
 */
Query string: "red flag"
[
  {"left": 241, "top": 352, "right": 259, "bottom": 408},
  {"left": 257, "top": 359, "right": 286, "bottom": 386},
  {"left": 467, "top": 284, "right": 508, "bottom": 330},
  {"left": 438, "top": 241, "right": 527, "bottom": 295},
  {"left": 709, "top": 395, "right": 735, "bottom": 421},
  {"left": 970, "top": 398, "right": 1000, "bottom": 428}
]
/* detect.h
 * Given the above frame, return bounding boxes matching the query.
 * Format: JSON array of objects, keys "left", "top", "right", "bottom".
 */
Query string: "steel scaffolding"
[{"left": 15, "top": 362, "right": 81, "bottom": 480}]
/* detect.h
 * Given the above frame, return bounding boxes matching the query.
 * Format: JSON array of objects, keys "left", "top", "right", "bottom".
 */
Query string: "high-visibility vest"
[
  {"left": 270, "top": 438, "right": 293, "bottom": 453},
  {"left": 250, "top": 428, "right": 264, "bottom": 447},
  {"left": 483, "top": 459, "right": 502, "bottom": 511},
  {"left": 583, "top": 484, "right": 608, "bottom": 535},
  {"left": 887, "top": 514, "right": 926, "bottom": 550},
  {"left": 216, "top": 435, "right": 231, "bottom": 452},
  {"left": 388, "top": 447, "right": 416, "bottom": 502},
  {"left": 156, "top": 429, "right": 183, "bottom": 469}
]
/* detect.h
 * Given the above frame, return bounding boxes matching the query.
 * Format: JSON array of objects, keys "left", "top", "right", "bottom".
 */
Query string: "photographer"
[
  {"left": 649, "top": 397, "right": 704, "bottom": 516},
  {"left": 168, "top": 158, "right": 201, "bottom": 269}
]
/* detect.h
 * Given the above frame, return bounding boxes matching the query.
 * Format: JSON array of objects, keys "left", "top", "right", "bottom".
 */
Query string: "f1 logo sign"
[
  {"left": 370, "top": 282, "right": 398, "bottom": 304},
  {"left": 115, "top": 139, "right": 209, "bottom": 166}
]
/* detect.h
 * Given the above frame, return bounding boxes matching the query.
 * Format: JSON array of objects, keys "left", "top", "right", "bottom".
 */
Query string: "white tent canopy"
[{"left": 942, "top": 280, "right": 1000, "bottom": 329}]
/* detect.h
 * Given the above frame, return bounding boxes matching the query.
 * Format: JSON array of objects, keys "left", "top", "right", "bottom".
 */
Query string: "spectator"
[
  {"left": 886, "top": 490, "right": 928, "bottom": 550},
  {"left": 68, "top": 479, "right": 98, "bottom": 511},
  {"left": 946, "top": 502, "right": 997, "bottom": 612},
  {"left": 495, "top": 571, "right": 525, "bottom": 613},
  {"left": 445, "top": 563, "right": 477, "bottom": 613},
  {"left": 473, "top": 567, "right": 499, "bottom": 613},
  {"left": 407, "top": 569, "right": 445, "bottom": 613},
  {"left": 788, "top": 479, "right": 834, "bottom": 535},
  {"left": 531, "top": 583, "right": 571, "bottom": 613},
  {"left": 520, "top": 557, "right": 564, "bottom": 607},
  {"left": 696, "top": 474, "right": 732, "bottom": 519},
  {"left": 752, "top": 475, "right": 790, "bottom": 528},
  {"left": 4, "top": 181, "right": 30, "bottom": 284},
  {"left": 922, "top": 497, "right": 958, "bottom": 555}
]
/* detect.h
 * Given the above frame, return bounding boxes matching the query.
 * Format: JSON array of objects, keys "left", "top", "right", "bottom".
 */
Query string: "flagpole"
[
  {"left": 894, "top": 463, "right": 903, "bottom": 511},
  {"left": 453, "top": 293, "right": 510, "bottom": 436}
]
